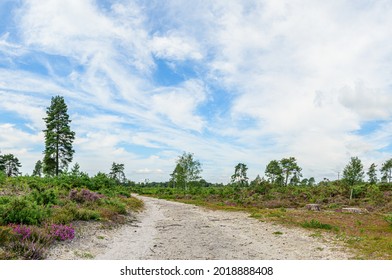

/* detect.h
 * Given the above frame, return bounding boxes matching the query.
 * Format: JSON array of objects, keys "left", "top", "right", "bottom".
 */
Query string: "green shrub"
[
  {"left": 0, "top": 171, "right": 6, "bottom": 184},
  {"left": 75, "top": 208, "right": 101, "bottom": 221},
  {"left": 301, "top": 219, "right": 335, "bottom": 230},
  {"left": 0, "top": 226, "right": 15, "bottom": 246},
  {"left": 0, "top": 197, "right": 49, "bottom": 225},
  {"left": 0, "top": 196, "right": 12, "bottom": 205},
  {"left": 103, "top": 198, "right": 127, "bottom": 214},
  {"left": 49, "top": 206, "right": 76, "bottom": 224},
  {"left": 50, "top": 200, "right": 101, "bottom": 222},
  {"left": 351, "top": 185, "right": 366, "bottom": 199},
  {"left": 30, "top": 189, "right": 59, "bottom": 206},
  {"left": 366, "top": 185, "right": 383, "bottom": 201},
  {"left": 385, "top": 214, "right": 392, "bottom": 227}
]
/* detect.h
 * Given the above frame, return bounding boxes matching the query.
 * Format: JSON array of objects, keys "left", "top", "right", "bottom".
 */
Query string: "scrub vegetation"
[
  {"left": 1, "top": 96, "right": 391, "bottom": 259},
  {"left": 0, "top": 96, "right": 143, "bottom": 259},
  {"left": 132, "top": 154, "right": 392, "bottom": 260}
]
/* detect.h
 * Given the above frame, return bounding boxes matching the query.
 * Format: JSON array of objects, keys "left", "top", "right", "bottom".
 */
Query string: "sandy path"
[
  {"left": 92, "top": 195, "right": 352, "bottom": 260},
  {"left": 47, "top": 195, "right": 352, "bottom": 259}
]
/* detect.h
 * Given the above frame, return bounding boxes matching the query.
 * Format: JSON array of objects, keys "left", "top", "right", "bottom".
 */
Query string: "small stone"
[
  {"left": 306, "top": 204, "right": 321, "bottom": 211},
  {"left": 341, "top": 207, "right": 368, "bottom": 214}
]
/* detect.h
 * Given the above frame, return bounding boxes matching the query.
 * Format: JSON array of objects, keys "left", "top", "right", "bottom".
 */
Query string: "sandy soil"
[{"left": 47, "top": 195, "right": 353, "bottom": 260}]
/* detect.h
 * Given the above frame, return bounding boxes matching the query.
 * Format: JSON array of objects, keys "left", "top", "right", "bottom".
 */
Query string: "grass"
[{"left": 301, "top": 219, "right": 336, "bottom": 230}]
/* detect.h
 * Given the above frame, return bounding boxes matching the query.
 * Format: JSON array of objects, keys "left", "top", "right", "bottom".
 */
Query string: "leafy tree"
[
  {"left": 308, "top": 177, "right": 316, "bottom": 186},
  {"left": 43, "top": 96, "right": 75, "bottom": 176},
  {"left": 170, "top": 163, "right": 186, "bottom": 188},
  {"left": 380, "top": 159, "right": 392, "bottom": 183},
  {"left": 280, "top": 157, "right": 302, "bottom": 186},
  {"left": 367, "top": 163, "right": 378, "bottom": 184},
  {"left": 170, "top": 152, "right": 202, "bottom": 189},
  {"left": 342, "top": 156, "right": 364, "bottom": 199},
  {"left": 301, "top": 177, "right": 316, "bottom": 187},
  {"left": 0, "top": 153, "right": 22, "bottom": 177},
  {"left": 32, "top": 160, "right": 43, "bottom": 177},
  {"left": 265, "top": 157, "right": 302, "bottom": 186},
  {"left": 231, "top": 163, "right": 249, "bottom": 187},
  {"left": 109, "top": 162, "right": 126, "bottom": 184},
  {"left": 265, "top": 160, "right": 283, "bottom": 185},
  {"left": 342, "top": 156, "right": 364, "bottom": 186}
]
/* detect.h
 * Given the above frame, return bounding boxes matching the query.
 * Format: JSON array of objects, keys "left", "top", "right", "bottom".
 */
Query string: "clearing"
[{"left": 48, "top": 195, "right": 352, "bottom": 260}]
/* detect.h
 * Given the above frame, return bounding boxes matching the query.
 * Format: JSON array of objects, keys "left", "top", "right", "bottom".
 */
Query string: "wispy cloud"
[{"left": 1, "top": 0, "right": 392, "bottom": 182}]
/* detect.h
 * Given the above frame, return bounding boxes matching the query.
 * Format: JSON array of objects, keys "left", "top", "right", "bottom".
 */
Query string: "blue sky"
[{"left": 1, "top": 0, "right": 392, "bottom": 183}]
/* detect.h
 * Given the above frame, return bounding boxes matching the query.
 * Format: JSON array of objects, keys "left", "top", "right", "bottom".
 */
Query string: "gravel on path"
[{"left": 48, "top": 195, "right": 353, "bottom": 260}]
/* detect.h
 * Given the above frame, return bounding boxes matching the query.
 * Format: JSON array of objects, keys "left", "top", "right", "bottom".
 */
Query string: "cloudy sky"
[{"left": 1, "top": 0, "right": 392, "bottom": 183}]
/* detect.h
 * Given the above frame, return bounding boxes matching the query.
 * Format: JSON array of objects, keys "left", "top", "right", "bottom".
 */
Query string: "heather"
[{"left": 0, "top": 173, "right": 143, "bottom": 259}]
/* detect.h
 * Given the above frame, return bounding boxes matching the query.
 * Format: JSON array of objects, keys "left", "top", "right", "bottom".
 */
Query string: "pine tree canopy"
[{"left": 43, "top": 96, "right": 75, "bottom": 176}]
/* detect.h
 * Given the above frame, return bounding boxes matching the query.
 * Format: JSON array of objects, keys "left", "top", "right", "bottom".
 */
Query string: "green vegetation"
[
  {"left": 0, "top": 174, "right": 143, "bottom": 259},
  {"left": 170, "top": 152, "right": 202, "bottom": 189},
  {"left": 0, "top": 153, "right": 22, "bottom": 177},
  {"left": 0, "top": 94, "right": 143, "bottom": 260},
  {"left": 132, "top": 176, "right": 392, "bottom": 259},
  {"left": 301, "top": 219, "right": 335, "bottom": 230},
  {"left": 2, "top": 95, "right": 392, "bottom": 260}
]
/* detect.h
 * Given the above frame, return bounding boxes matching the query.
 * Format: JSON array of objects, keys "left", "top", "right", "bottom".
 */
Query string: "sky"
[{"left": 1, "top": 0, "right": 392, "bottom": 183}]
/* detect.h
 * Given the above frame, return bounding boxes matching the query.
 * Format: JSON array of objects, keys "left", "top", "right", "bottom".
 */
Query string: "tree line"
[{"left": 2, "top": 96, "right": 392, "bottom": 189}]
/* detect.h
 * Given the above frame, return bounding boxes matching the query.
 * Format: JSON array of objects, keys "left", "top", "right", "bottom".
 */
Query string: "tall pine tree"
[{"left": 43, "top": 96, "right": 75, "bottom": 176}]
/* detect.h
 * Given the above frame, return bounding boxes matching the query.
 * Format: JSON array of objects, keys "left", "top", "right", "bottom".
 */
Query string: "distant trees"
[
  {"left": 265, "top": 160, "right": 283, "bottom": 185},
  {"left": 265, "top": 157, "right": 302, "bottom": 186},
  {"left": 170, "top": 152, "right": 202, "bottom": 189},
  {"left": 0, "top": 153, "right": 22, "bottom": 177},
  {"left": 43, "top": 96, "right": 75, "bottom": 176},
  {"left": 231, "top": 163, "right": 249, "bottom": 187},
  {"left": 380, "top": 159, "right": 392, "bottom": 183}
]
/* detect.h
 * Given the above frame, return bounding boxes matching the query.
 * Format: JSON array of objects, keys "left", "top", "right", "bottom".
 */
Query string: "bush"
[
  {"left": 0, "top": 226, "right": 15, "bottom": 246},
  {"left": 366, "top": 185, "right": 383, "bottom": 202},
  {"left": 385, "top": 214, "right": 392, "bottom": 227},
  {"left": 48, "top": 224, "right": 75, "bottom": 241},
  {"left": 0, "top": 197, "right": 49, "bottom": 225},
  {"left": 103, "top": 198, "right": 127, "bottom": 214},
  {"left": 301, "top": 219, "right": 336, "bottom": 230},
  {"left": 69, "top": 189, "right": 104, "bottom": 203},
  {"left": 74, "top": 208, "right": 101, "bottom": 221},
  {"left": 30, "top": 189, "right": 59, "bottom": 206},
  {"left": 7, "top": 225, "right": 53, "bottom": 260},
  {"left": 0, "top": 171, "right": 6, "bottom": 184}
]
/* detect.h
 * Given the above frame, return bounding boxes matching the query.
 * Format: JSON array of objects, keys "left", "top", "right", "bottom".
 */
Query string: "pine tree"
[
  {"left": 43, "top": 96, "right": 75, "bottom": 176},
  {"left": 32, "top": 160, "right": 43, "bottom": 177},
  {"left": 231, "top": 163, "right": 249, "bottom": 187},
  {"left": 367, "top": 163, "right": 378, "bottom": 184},
  {"left": 0, "top": 153, "right": 22, "bottom": 177},
  {"left": 109, "top": 162, "right": 126, "bottom": 183}
]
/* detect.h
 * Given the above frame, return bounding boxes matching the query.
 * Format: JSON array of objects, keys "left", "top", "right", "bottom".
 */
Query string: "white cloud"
[
  {"left": 150, "top": 79, "right": 207, "bottom": 131},
  {"left": 151, "top": 33, "right": 202, "bottom": 61},
  {"left": 135, "top": 168, "right": 163, "bottom": 174},
  {"left": 2, "top": 0, "right": 392, "bottom": 182}
]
